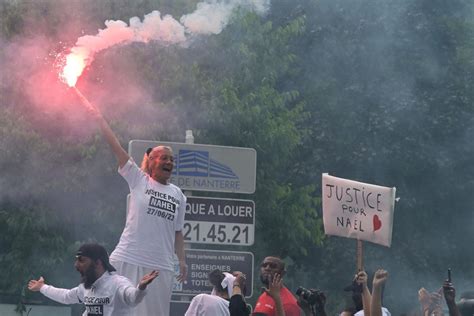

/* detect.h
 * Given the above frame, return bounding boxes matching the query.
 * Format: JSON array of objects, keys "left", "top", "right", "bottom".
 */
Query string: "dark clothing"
[{"left": 229, "top": 295, "right": 250, "bottom": 316}]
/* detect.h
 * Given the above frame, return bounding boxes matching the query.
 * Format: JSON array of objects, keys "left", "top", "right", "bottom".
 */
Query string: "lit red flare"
[
  {"left": 59, "top": 52, "right": 86, "bottom": 87},
  {"left": 73, "top": 86, "right": 94, "bottom": 111}
]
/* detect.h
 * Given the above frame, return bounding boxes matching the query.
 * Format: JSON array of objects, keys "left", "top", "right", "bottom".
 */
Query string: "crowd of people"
[
  {"left": 26, "top": 92, "right": 473, "bottom": 315},
  {"left": 187, "top": 257, "right": 473, "bottom": 316},
  {"left": 28, "top": 246, "right": 474, "bottom": 315}
]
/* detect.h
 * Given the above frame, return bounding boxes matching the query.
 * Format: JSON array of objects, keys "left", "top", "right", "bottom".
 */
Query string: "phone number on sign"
[{"left": 183, "top": 221, "right": 254, "bottom": 245}]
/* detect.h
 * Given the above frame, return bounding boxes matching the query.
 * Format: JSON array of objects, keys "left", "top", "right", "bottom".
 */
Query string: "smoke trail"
[
  {"left": 181, "top": 0, "right": 269, "bottom": 34},
  {"left": 59, "top": 0, "right": 270, "bottom": 86}
]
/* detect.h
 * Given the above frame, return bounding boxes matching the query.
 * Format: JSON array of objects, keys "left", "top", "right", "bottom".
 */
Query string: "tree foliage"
[{"left": 1, "top": 0, "right": 474, "bottom": 314}]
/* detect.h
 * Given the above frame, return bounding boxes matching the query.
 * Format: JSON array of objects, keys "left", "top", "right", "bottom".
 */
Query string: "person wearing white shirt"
[
  {"left": 350, "top": 269, "right": 391, "bottom": 316},
  {"left": 185, "top": 269, "right": 237, "bottom": 316},
  {"left": 28, "top": 243, "right": 159, "bottom": 316},
  {"left": 369, "top": 269, "right": 390, "bottom": 316},
  {"left": 74, "top": 93, "right": 188, "bottom": 316}
]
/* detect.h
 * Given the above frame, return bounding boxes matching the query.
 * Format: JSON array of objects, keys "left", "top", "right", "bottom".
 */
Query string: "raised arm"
[
  {"left": 263, "top": 274, "right": 286, "bottom": 316},
  {"left": 443, "top": 280, "right": 461, "bottom": 316},
  {"left": 430, "top": 289, "right": 444, "bottom": 316},
  {"left": 229, "top": 272, "right": 250, "bottom": 316},
  {"left": 73, "top": 87, "right": 129, "bottom": 168},
  {"left": 418, "top": 287, "right": 443, "bottom": 316},
  {"left": 28, "top": 276, "right": 82, "bottom": 305},
  {"left": 122, "top": 270, "right": 160, "bottom": 306},
  {"left": 231, "top": 271, "right": 247, "bottom": 297},
  {"left": 370, "top": 269, "right": 388, "bottom": 316},
  {"left": 356, "top": 271, "right": 372, "bottom": 316},
  {"left": 418, "top": 288, "right": 432, "bottom": 316}
]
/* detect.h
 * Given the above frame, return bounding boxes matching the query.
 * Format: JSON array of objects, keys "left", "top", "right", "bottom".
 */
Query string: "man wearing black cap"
[{"left": 28, "top": 243, "right": 159, "bottom": 316}]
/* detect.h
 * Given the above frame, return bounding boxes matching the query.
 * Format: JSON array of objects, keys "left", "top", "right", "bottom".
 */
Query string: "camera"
[
  {"left": 458, "top": 300, "right": 474, "bottom": 315},
  {"left": 296, "top": 286, "right": 324, "bottom": 305}
]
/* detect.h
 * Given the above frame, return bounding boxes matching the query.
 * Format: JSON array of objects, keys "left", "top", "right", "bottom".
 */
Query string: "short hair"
[
  {"left": 209, "top": 269, "right": 225, "bottom": 293},
  {"left": 263, "top": 256, "right": 286, "bottom": 272}
]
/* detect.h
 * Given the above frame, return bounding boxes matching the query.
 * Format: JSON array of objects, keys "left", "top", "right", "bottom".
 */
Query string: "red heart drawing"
[{"left": 373, "top": 215, "right": 382, "bottom": 232}]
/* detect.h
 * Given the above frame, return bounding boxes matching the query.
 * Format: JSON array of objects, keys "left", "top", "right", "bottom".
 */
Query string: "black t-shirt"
[{"left": 229, "top": 295, "right": 251, "bottom": 316}]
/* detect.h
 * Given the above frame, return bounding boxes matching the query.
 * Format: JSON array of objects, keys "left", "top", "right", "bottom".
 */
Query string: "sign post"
[{"left": 172, "top": 249, "right": 254, "bottom": 298}]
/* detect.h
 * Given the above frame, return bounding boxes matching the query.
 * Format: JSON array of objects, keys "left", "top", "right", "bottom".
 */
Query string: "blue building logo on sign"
[{"left": 173, "top": 150, "right": 239, "bottom": 179}]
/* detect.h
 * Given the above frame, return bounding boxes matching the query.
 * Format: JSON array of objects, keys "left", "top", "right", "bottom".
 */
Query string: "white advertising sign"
[
  {"left": 322, "top": 173, "right": 396, "bottom": 247},
  {"left": 129, "top": 140, "right": 256, "bottom": 193}
]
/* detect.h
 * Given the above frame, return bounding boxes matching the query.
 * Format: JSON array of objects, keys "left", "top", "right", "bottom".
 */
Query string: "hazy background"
[{"left": 1, "top": 0, "right": 473, "bottom": 314}]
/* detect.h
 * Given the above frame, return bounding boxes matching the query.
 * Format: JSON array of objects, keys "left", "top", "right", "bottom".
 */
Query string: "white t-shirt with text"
[
  {"left": 40, "top": 272, "right": 146, "bottom": 316},
  {"left": 110, "top": 159, "right": 186, "bottom": 271}
]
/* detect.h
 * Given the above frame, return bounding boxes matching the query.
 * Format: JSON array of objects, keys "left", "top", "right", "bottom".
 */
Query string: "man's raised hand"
[
  {"left": 28, "top": 277, "right": 45, "bottom": 292},
  {"left": 263, "top": 273, "right": 283, "bottom": 300},
  {"left": 138, "top": 270, "right": 159, "bottom": 290}
]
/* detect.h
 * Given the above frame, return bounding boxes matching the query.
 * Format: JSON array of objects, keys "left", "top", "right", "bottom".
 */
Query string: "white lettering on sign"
[{"left": 217, "top": 205, "right": 252, "bottom": 217}]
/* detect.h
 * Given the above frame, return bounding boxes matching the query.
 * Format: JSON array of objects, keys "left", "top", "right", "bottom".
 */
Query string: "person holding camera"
[
  {"left": 253, "top": 256, "right": 300, "bottom": 316},
  {"left": 457, "top": 291, "right": 474, "bottom": 316},
  {"left": 296, "top": 287, "right": 327, "bottom": 316}
]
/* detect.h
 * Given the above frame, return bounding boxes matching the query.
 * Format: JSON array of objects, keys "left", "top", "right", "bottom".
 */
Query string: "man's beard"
[
  {"left": 260, "top": 274, "right": 270, "bottom": 287},
  {"left": 81, "top": 264, "right": 98, "bottom": 289}
]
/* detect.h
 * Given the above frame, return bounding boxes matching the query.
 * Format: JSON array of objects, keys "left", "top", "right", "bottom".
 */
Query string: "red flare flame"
[{"left": 59, "top": 53, "right": 86, "bottom": 87}]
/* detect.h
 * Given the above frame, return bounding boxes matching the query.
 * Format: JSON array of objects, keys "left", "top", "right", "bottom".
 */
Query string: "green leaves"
[
  {"left": 192, "top": 11, "right": 323, "bottom": 263},
  {"left": 3, "top": 0, "right": 474, "bottom": 314},
  {"left": 0, "top": 204, "right": 66, "bottom": 306}
]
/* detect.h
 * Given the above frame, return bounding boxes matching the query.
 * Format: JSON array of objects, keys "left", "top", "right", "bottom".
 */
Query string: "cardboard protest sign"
[{"left": 322, "top": 173, "right": 396, "bottom": 247}]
